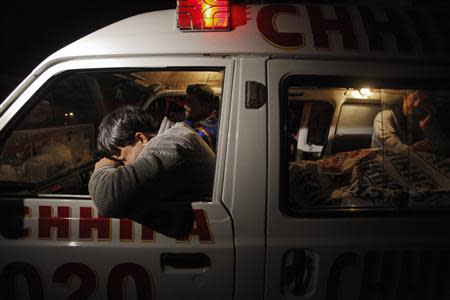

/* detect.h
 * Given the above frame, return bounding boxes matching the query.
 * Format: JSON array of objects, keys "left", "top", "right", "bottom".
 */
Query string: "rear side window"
[
  {"left": 0, "top": 69, "right": 224, "bottom": 196},
  {"left": 282, "top": 78, "right": 450, "bottom": 216}
]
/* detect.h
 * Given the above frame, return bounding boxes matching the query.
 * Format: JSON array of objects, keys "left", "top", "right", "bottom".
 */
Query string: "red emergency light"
[{"left": 177, "top": 0, "right": 231, "bottom": 31}]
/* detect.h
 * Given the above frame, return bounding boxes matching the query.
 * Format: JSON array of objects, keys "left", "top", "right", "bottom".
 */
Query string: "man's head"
[
  {"left": 403, "top": 90, "right": 434, "bottom": 120},
  {"left": 97, "top": 105, "right": 158, "bottom": 165},
  {"left": 22, "top": 100, "right": 53, "bottom": 127},
  {"left": 185, "top": 84, "right": 215, "bottom": 122}
]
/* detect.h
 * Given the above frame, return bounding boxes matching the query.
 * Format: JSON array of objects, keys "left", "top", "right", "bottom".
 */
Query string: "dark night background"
[
  {"left": 0, "top": 0, "right": 179, "bottom": 101},
  {"left": 1, "top": 0, "right": 449, "bottom": 102}
]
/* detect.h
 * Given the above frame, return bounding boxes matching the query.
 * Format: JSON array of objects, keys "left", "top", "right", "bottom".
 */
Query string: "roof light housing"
[{"left": 177, "top": 0, "right": 231, "bottom": 31}]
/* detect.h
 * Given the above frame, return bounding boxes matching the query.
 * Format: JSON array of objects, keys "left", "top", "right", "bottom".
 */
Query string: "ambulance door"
[
  {"left": 221, "top": 56, "right": 268, "bottom": 299},
  {"left": 0, "top": 56, "right": 235, "bottom": 299},
  {"left": 265, "top": 58, "right": 450, "bottom": 300}
]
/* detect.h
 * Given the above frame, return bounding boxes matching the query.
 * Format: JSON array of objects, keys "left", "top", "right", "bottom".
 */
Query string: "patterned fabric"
[
  {"left": 89, "top": 122, "right": 215, "bottom": 218},
  {"left": 184, "top": 116, "right": 218, "bottom": 152},
  {"left": 289, "top": 148, "right": 450, "bottom": 212}
]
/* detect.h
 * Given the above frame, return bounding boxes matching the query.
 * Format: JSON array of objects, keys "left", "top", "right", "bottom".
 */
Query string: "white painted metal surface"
[
  {"left": 0, "top": 56, "right": 236, "bottom": 299},
  {"left": 222, "top": 57, "right": 268, "bottom": 299},
  {"left": 0, "top": 199, "right": 233, "bottom": 299},
  {"left": 265, "top": 58, "right": 450, "bottom": 299},
  {"left": 44, "top": 5, "right": 445, "bottom": 61},
  {"left": 1, "top": 2, "right": 450, "bottom": 299}
]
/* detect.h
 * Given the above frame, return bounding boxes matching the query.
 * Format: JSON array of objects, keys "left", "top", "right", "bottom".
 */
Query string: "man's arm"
[
  {"left": 94, "top": 157, "right": 118, "bottom": 170},
  {"left": 88, "top": 141, "right": 183, "bottom": 217},
  {"left": 89, "top": 123, "right": 215, "bottom": 218},
  {"left": 420, "top": 115, "right": 450, "bottom": 155},
  {"left": 372, "top": 110, "right": 409, "bottom": 152}
]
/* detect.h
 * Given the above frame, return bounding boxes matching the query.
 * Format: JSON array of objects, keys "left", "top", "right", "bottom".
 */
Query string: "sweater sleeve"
[
  {"left": 88, "top": 137, "right": 185, "bottom": 217},
  {"left": 88, "top": 123, "right": 215, "bottom": 218}
]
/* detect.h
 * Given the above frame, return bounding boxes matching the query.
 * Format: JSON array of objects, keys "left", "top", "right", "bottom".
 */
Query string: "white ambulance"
[{"left": 1, "top": 1, "right": 450, "bottom": 299}]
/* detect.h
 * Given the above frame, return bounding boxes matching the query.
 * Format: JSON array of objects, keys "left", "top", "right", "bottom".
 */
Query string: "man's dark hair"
[
  {"left": 186, "top": 84, "right": 218, "bottom": 111},
  {"left": 97, "top": 105, "right": 159, "bottom": 158}
]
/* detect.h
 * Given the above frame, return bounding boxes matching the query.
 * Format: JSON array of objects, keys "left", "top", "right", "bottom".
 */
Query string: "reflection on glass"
[{"left": 287, "top": 87, "right": 450, "bottom": 214}]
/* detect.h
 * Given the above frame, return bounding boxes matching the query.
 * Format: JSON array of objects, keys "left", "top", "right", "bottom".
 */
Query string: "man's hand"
[
  {"left": 94, "top": 157, "right": 119, "bottom": 171},
  {"left": 419, "top": 113, "right": 434, "bottom": 132},
  {"left": 412, "top": 139, "right": 432, "bottom": 152},
  {"left": 416, "top": 99, "right": 436, "bottom": 132}
]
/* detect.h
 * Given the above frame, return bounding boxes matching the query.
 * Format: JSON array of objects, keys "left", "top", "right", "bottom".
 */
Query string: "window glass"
[
  {"left": 284, "top": 83, "right": 450, "bottom": 215},
  {"left": 377, "top": 89, "right": 450, "bottom": 210},
  {"left": 306, "top": 103, "right": 334, "bottom": 146},
  {"left": 0, "top": 69, "right": 224, "bottom": 196},
  {"left": 287, "top": 88, "right": 334, "bottom": 161}
]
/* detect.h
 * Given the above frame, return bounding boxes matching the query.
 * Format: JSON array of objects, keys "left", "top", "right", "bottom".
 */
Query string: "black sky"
[{"left": 0, "top": 0, "right": 177, "bottom": 100}]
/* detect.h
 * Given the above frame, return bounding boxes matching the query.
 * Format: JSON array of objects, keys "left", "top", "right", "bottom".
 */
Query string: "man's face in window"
[
  {"left": 403, "top": 91, "right": 433, "bottom": 120},
  {"left": 184, "top": 95, "right": 209, "bottom": 122},
  {"left": 112, "top": 132, "right": 152, "bottom": 165},
  {"left": 114, "top": 144, "right": 143, "bottom": 165}
]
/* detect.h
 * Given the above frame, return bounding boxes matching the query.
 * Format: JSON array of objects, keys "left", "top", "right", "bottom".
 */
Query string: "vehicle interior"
[
  {"left": 0, "top": 69, "right": 224, "bottom": 195},
  {"left": 286, "top": 86, "right": 450, "bottom": 214}
]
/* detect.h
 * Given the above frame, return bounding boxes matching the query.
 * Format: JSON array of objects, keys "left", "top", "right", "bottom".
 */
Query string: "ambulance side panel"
[
  {"left": 265, "top": 59, "right": 450, "bottom": 300},
  {"left": 0, "top": 56, "right": 235, "bottom": 300}
]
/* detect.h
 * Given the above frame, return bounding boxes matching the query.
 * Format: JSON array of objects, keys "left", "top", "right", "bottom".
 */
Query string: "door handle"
[
  {"left": 161, "top": 253, "right": 211, "bottom": 274},
  {"left": 281, "top": 249, "right": 314, "bottom": 297}
]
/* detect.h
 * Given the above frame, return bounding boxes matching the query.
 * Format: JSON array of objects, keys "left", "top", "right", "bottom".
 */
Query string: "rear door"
[
  {"left": 265, "top": 58, "right": 450, "bottom": 300},
  {"left": 0, "top": 56, "right": 235, "bottom": 299}
]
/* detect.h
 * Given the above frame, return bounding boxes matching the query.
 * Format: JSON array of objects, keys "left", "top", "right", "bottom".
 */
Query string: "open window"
[{"left": 0, "top": 69, "right": 224, "bottom": 196}]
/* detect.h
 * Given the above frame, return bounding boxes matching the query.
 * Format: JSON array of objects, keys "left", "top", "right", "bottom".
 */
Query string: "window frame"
[{"left": 0, "top": 56, "right": 234, "bottom": 204}]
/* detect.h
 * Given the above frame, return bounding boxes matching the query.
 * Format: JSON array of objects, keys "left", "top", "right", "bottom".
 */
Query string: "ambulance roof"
[{"left": 41, "top": 4, "right": 450, "bottom": 65}]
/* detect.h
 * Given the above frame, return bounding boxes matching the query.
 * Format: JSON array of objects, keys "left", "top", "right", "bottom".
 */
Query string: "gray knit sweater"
[{"left": 88, "top": 122, "right": 215, "bottom": 218}]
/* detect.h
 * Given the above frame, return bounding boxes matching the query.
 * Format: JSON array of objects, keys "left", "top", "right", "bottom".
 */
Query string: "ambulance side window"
[
  {"left": 282, "top": 78, "right": 450, "bottom": 216},
  {"left": 0, "top": 69, "right": 224, "bottom": 197}
]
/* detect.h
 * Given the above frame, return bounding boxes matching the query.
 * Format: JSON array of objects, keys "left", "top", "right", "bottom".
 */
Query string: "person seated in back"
[
  {"left": 371, "top": 90, "right": 450, "bottom": 155},
  {"left": 183, "top": 84, "right": 219, "bottom": 152},
  {"left": 88, "top": 105, "right": 215, "bottom": 236}
]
